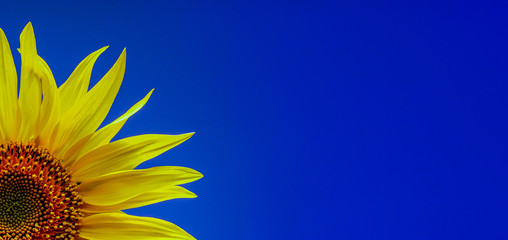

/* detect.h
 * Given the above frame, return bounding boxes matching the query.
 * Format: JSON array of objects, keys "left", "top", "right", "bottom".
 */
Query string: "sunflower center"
[{"left": 0, "top": 142, "right": 83, "bottom": 239}]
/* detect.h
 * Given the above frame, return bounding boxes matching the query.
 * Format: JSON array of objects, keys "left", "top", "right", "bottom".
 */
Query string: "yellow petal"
[
  {"left": 50, "top": 49, "right": 126, "bottom": 156},
  {"left": 58, "top": 46, "right": 108, "bottom": 114},
  {"left": 78, "top": 166, "right": 202, "bottom": 206},
  {"left": 35, "top": 56, "right": 61, "bottom": 146},
  {"left": 70, "top": 132, "right": 194, "bottom": 181},
  {"left": 83, "top": 186, "right": 196, "bottom": 213},
  {"left": 80, "top": 212, "right": 196, "bottom": 240},
  {"left": 18, "top": 22, "right": 41, "bottom": 142},
  {"left": 63, "top": 89, "right": 154, "bottom": 167},
  {"left": 0, "top": 28, "right": 19, "bottom": 141}
]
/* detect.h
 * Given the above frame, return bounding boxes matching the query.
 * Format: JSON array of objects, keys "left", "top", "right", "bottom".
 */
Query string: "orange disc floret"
[{"left": 0, "top": 142, "right": 83, "bottom": 240}]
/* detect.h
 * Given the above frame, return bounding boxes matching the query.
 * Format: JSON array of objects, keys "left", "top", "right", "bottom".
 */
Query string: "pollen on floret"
[{"left": 0, "top": 142, "right": 82, "bottom": 239}]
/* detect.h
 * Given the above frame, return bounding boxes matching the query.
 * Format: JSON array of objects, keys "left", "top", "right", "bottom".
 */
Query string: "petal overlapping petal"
[
  {"left": 83, "top": 186, "right": 196, "bottom": 212},
  {"left": 50, "top": 49, "right": 126, "bottom": 157},
  {"left": 0, "top": 28, "right": 19, "bottom": 141},
  {"left": 18, "top": 23, "right": 41, "bottom": 142},
  {"left": 80, "top": 212, "right": 196, "bottom": 240},
  {"left": 63, "top": 89, "right": 154, "bottom": 168},
  {"left": 58, "top": 46, "right": 108, "bottom": 114},
  {"left": 36, "top": 56, "right": 61, "bottom": 146},
  {"left": 78, "top": 166, "right": 202, "bottom": 206},
  {"left": 70, "top": 132, "right": 194, "bottom": 181}
]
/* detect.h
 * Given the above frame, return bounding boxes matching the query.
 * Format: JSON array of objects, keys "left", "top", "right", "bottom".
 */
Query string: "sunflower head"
[
  {"left": 0, "top": 142, "right": 82, "bottom": 239},
  {"left": 0, "top": 23, "right": 201, "bottom": 240}
]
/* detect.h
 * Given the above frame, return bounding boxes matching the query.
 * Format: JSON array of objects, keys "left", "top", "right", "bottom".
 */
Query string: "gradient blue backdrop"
[{"left": 0, "top": 1, "right": 507, "bottom": 239}]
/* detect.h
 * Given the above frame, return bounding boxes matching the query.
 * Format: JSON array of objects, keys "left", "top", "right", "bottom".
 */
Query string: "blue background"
[{"left": 0, "top": 1, "right": 507, "bottom": 239}]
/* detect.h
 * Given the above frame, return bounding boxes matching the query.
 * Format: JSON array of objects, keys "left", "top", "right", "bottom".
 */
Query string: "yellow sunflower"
[{"left": 0, "top": 23, "right": 202, "bottom": 240}]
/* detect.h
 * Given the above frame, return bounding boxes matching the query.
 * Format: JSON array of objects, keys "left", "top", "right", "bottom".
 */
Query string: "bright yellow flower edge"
[{"left": 0, "top": 23, "right": 201, "bottom": 239}]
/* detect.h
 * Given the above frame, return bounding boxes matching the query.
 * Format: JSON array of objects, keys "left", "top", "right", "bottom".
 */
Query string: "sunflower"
[{"left": 0, "top": 23, "right": 202, "bottom": 240}]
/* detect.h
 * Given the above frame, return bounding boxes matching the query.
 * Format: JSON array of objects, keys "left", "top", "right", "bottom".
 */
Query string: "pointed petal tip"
[
  {"left": 187, "top": 168, "right": 204, "bottom": 180},
  {"left": 178, "top": 132, "right": 195, "bottom": 141},
  {"left": 97, "top": 45, "right": 109, "bottom": 52},
  {"left": 20, "top": 22, "right": 36, "bottom": 47},
  {"left": 196, "top": 171, "right": 204, "bottom": 180},
  {"left": 146, "top": 88, "right": 155, "bottom": 97},
  {"left": 189, "top": 191, "right": 198, "bottom": 198},
  {"left": 143, "top": 89, "right": 155, "bottom": 101},
  {"left": 86, "top": 46, "right": 109, "bottom": 60},
  {"left": 22, "top": 22, "right": 34, "bottom": 33},
  {"left": 182, "top": 168, "right": 204, "bottom": 182},
  {"left": 119, "top": 48, "right": 127, "bottom": 60},
  {"left": 137, "top": 89, "right": 154, "bottom": 105}
]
